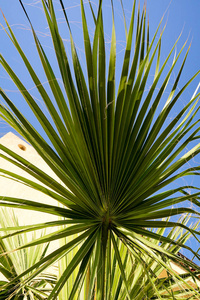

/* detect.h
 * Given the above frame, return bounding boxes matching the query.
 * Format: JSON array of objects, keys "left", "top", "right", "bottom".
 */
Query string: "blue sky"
[{"left": 0, "top": 1, "right": 200, "bottom": 261}]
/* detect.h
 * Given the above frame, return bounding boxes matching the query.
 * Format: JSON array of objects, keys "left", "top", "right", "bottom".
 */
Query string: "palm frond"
[
  {"left": 0, "top": 208, "right": 56, "bottom": 299},
  {"left": 0, "top": 0, "right": 200, "bottom": 298}
]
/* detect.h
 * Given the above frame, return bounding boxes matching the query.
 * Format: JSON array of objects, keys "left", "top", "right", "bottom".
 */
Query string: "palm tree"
[{"left": 0, "top": 0, "right": 200, "bottom": 298}]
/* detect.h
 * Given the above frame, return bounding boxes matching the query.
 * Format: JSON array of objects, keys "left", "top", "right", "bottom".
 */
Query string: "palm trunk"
[{"left": 100, "top": 208, "right": 110, "bottom": 300}]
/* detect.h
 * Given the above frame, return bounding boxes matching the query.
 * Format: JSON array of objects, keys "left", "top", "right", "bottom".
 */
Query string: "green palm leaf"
[
  {"left": 0, "top": 208, "right": 56, "bottom": 299},
  {"left": 0, "top": 0, "right": 200, "bottom": 298}
]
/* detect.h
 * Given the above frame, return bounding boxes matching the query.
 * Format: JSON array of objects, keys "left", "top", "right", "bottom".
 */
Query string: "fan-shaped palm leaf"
[{"left": 0, "top": 0, "right": 200, "bottom": 299}]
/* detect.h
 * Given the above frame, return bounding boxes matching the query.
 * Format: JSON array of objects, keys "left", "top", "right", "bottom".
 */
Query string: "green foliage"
[
  {"left": 0, "top": 209, "right": 56, "bottom": 299},
  {"left": 0, "top": 0, "right": 200, "bottom": 299}
]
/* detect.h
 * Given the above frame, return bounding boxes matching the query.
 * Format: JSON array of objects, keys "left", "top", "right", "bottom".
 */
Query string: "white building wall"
[
  {"left": 0, "top": 132, "right": 59, "bottom": 225},
  {"left": 0, "top": 132, "right": 60, "bottom": 281}
]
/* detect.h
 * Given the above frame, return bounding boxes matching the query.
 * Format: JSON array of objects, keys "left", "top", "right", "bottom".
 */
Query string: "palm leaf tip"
[{"left": 0, "top": 0, "right": 200, "bottom": 298}]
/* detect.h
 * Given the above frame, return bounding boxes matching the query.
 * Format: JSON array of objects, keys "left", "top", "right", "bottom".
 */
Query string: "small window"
[{"left": 18, "top": 144, "right": 26, "bottom": 151}]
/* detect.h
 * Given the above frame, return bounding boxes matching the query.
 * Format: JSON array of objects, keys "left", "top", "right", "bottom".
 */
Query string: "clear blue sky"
[{"left": 0, "top": 1, "right": 200, "bottom": 261}]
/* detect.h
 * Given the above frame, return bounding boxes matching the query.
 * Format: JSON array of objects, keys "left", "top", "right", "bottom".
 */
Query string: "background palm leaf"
[
  {"left": 0, "top": 0, "right": 200, "bottom": 298},
  {"left": 0, "top": 208, "right": 56, "bottom": 299}
]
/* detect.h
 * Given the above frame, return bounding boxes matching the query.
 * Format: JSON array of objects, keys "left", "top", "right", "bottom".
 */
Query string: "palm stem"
[{"left": 100, "top": 207, "right": 110, "bottom": 299}]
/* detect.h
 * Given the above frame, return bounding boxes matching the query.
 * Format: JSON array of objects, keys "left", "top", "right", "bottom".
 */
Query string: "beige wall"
[
  {"left": 0, "top": 132, "right": 59, "bottom": 225},
  {"left": 0, "top": 132, "right": 59, "bottom": 281}
]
